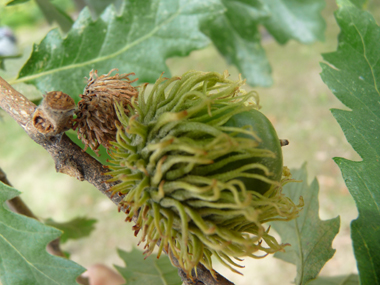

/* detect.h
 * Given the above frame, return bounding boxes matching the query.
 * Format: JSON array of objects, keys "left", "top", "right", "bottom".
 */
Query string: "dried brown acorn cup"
[{"left": 73, "top": 69, "right": 138, "bottom": 154}]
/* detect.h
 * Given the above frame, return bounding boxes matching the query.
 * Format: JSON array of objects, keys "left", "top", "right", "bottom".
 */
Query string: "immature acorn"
[
  {"left": 105, "top": 70, "right": 303, "bottom": 278},
  {"left": 73, "top": 69, "right": 138, "bottom": 154},
  {"left": 32, "top": 91, "right": 76, "bottom": 136}
]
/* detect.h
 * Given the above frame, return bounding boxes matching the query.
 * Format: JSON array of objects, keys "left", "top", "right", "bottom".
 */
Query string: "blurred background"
[{"left": 1, "top": 1, "right": 379, "bottom": 284}]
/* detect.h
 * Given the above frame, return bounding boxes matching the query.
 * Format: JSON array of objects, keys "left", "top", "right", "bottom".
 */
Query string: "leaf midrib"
[
  {"left": 347, "top": 9, "right": 380, "bottom": 98},
  {"left": 355, "top": 224, "right": 378, "bottom": 284},
  {"left": 336, "top": 6, "right": 380, "bottom": 214},
  {"left": 295, "top": 181, "right": 314, "bottom": 285},
  {"left": 0, "top": 231, "right": 60, "bottom": 284},
  {"left": 10, "top": 4, "right": 183, "bottom": 85},
  {"left": 154, "top": 261, "right": 169, "bottom": 285}
]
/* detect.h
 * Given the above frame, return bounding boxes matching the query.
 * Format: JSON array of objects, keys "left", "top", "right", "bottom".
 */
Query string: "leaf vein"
[
  {"left": 154, "top": 261, "right": 168, "bottom": 285},
  {"left": 0, "top": 232, "right": 60, "bottom": 284},
  {"left": 12, "top": 4, "right": 184, "bottom": 85},
  {"left": 356, "top": 227, "right": 379, "bottom": 284},
  {"left": 349, "top": 10, "right": 380, "bottom": 97}
]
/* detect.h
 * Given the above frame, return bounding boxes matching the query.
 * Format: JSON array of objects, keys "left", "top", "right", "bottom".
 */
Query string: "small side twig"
[{"left": 0, "top": 76, "right": 234, "bottom": 285}]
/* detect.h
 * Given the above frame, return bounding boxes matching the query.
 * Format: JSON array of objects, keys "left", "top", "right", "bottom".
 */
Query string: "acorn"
[{"left": 105, "top": 70, "right": 302, "bottom": 277}]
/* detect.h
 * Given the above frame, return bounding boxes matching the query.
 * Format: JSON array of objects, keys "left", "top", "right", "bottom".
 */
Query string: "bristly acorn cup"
[
  {"left": 74, "top": 69, "right": 138, "bottom": 154},
  {"left": 102, "top": 70, "right": 303, "bottom": 278}
]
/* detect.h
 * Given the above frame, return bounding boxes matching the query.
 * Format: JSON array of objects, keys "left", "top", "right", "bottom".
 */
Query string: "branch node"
[
  {"left": 56, "top": 158, "right": 85, "bottom": 181},
  {"left": 32, "top": 91, "right": 76, "bottom": 136}
]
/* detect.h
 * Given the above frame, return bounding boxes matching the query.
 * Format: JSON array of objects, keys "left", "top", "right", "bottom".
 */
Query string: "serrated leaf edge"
[{"left": 12, "top": 3, "right": 197, "bottom": 85}]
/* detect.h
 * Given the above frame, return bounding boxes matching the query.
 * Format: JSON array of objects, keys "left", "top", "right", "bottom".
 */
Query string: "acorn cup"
[
  {"left": 73, "top": 69, "right": 138, "bottom": 154},
  {"left": 104, "top": 70, "right": 303, "bottom": 278}
]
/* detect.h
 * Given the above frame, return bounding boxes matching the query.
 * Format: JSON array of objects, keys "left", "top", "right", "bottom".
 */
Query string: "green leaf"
[
  {"left": 6, "top": 0, "right": 30, "bottom": 6},
  {"left": 45, "top": 217, "right": 97, "bottom": 244},
  {"left": 114, "top": 248, "right": 182, "bottom": 285},
  {"left": 5, "top": 0, "right": 73, "bottom": 32},
  {"left": 202, "top": 0, "right": 272, "bottom": 87},
  {"left": 263, "top": 0, "right": 326, "bottom": 44},
  {"left": 306, "top": 274, "right": 359, "bottom": 285},
  {"left": 0, "top": 182, "right": 85, "bottom": 285},
  {"left": 14, "top": 0, "right": 224, "bottom": 102},
  {"left": 35, "top": 0, "right": 74, "bottom": 33},
  {"left": 83, "top": 0, "right": 123, "bottom": 18},
  {"left": 201, "top": 0, "right": 325, "bottom": 87},
  {"left": 320, "top": 1, "right": 380, "bottom": 284},
  {"left": 349, "top": 0, "right": 367, "bottom": 9},
  {"left": 271, "top": 165, "right": 340, "bottom": 285}
]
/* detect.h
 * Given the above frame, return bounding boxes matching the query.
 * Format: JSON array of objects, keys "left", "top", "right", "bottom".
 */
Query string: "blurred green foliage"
[{"left": 0, "top": 0, "right": 75, "bottom": 29}]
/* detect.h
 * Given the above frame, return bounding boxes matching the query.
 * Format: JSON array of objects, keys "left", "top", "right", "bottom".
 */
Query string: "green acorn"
[{"left": 105, "top": 70, "right": 302, "bottom": 277}]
